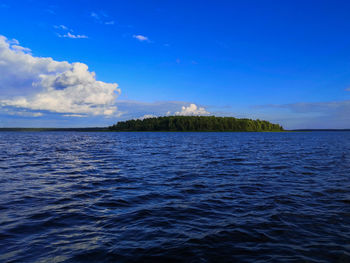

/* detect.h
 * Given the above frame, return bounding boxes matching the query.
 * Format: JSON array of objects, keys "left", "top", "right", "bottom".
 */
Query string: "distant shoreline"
[
  {"left": 289, "top": 129, "right": 350, "bottom": 132},
  {"left": 0, "top": 128, "right": 349, "bottom": 132},
  {"left": 0, "top": 128, "right": 109, "bottom": 132}
]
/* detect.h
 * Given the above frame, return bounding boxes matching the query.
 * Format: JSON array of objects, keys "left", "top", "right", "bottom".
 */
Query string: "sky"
[{"left": 0, "top": 0, "right": 349, "bottom": 129}]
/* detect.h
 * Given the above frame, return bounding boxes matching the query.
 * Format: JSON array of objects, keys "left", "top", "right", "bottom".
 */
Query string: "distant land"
[
  {"left": 109, "top": 116, "right": 284, "bottom": 132},
  {"left": 0, "top": 117, "right": 349, "bottom": 132},
  {"left": 0, "top": 127, "right": 108, "bottom": 132},
  {"left": 291, "top": 129, "right": 350, "bottom": 132}
]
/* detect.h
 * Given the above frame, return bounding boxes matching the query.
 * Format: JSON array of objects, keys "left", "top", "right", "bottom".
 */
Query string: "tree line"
[{"left": 109, "top": 116, "right": 284, "bottom": 132}]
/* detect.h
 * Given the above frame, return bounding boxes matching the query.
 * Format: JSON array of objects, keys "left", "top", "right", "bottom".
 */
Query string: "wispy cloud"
[
  {"left": 133, "top": 34, "right": 149, "bottom": 42},
  {"left": 58, "top": 32, "right": 88, "bottom": 39},
  {"left": 8, "top": 38, "right": 19, "bottom": 45},
  {"left": 252, "top": 100, "right": 350, "bottom": 129},
  {"left": 54, "top": 25, "right": 70, "bottom": 31},
  {"left": 91, "top": 12, "right": 100, "bottom": 20},
  {"left": 5, "top": 111, "right": 43, "bottom": 117},
  {"left": 45, "top": 9, "right": 55, "bottom": 14},
  {"left": 63, "top": 114, "right": 86, "bottom": 118},
  {"left": 10, "top": 45, "right": 31, "bottom": 53},
  {"left": 54, "top": 25, "right": 88, "bottom": 39},
  {"left": 91, "top": 11, "right": 115, "bottom": 25},
  {"left": 45, "top": 4, "right": 56, "bottom": 14}
]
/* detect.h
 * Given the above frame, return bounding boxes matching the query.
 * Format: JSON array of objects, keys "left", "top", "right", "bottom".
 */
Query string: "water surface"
[{"left": 0, "top": 132, "right": 349, "bottom": 262}]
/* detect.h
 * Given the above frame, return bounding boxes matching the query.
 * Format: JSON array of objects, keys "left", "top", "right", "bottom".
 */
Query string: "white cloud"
[
  {"left": 11, "top": 45, "right": 31, "bottom": 53},
  {"left": 113, "top": 101, "right": 210, "bottom": 120},
  {"left": 175, "top": 103, "right": 210, "bottom": 116},
  {"left": 8, "top": 38, "right": 19, "bottom": 45},
  {"left": 5, "top": 110, "right": 43, "bottom": 117},
  {"left": 54, "top": 25, "right": 87, "bottom": 39},
  {"left": 54, "top": 25, "right": 69, "bottom": 30},
  {"left": 63, "top": 114, "right": 86, "bottom": 117},
  {"left": 138, "top": 114, "right": 156, "bottom": 120},
  {"left": 32, "top": 112, "right": 43, "bottom": 117},
  {"left": 0, "top": 35, "right": 120, "bottom": 116},
  {"left": 133, "top": 34, "right": 149, "bottom": 42},
  {"left": 58, "top": 32, "right": 88, "bottom": 39},
  {"left": 91, "top": 12, "right": 99, "bottom": 20},
  {"left": 91, "top": 11, "right": 114, "bottom": 25}
]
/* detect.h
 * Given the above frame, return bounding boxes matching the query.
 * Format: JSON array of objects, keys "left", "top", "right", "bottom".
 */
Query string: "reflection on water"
[{"left": 0, "top": 131, "right": 349, "bottom": 262}]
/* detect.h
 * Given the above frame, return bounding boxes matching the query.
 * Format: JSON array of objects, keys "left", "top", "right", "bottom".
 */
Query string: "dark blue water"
[{"left": 0, "top": 132, "right": 349, "bottom": 262}]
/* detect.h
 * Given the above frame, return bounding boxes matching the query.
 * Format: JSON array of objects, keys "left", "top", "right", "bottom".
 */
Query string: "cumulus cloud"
[
  {"left": 133, "top": 35, "right": 149, "bottom": 42},
  {"left": 113, "top": 101, "right": 210, "bottom": 120},
  {"left": 0, "top": 35, "right": 120, "bottom": 116},
  {"left": 175, "top": 103, "right": 210, "bottom": 116}
]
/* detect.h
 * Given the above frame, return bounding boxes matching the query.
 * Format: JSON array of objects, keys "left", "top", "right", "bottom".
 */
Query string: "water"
[{"left": 0, "top": 132, "right": 349, "bottom": 262}]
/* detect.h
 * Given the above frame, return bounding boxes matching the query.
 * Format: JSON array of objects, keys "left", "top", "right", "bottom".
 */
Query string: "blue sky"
[{"left": 0, "top": 0, "right": 349, "bottom": 128}]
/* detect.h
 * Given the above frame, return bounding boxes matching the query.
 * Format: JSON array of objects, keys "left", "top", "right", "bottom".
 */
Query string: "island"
[{"left": 108, "top": 116, "right": 284, "bottom": 132}]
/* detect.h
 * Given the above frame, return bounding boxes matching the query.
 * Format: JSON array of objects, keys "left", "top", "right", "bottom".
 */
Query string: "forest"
[{"left": 109, "top": 116, "right": 284, "bottom": 132}]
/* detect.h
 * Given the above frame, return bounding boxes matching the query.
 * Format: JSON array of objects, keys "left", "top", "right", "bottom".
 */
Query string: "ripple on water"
[{"left": 0, "top": 131, "right": 349, "bottom": 262}]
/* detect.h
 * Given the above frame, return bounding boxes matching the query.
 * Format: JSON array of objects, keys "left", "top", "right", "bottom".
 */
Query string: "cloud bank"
[
  {"left": 0, "top": 35, "right": 120, "bottom": 116},
  {"left": 252, "top": 100, "right": 350, "bottom": 129}
]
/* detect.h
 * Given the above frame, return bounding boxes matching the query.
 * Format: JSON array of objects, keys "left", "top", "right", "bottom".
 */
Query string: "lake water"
[{"left": 0, "top": 132, "right": 349, "bottom": 262}]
